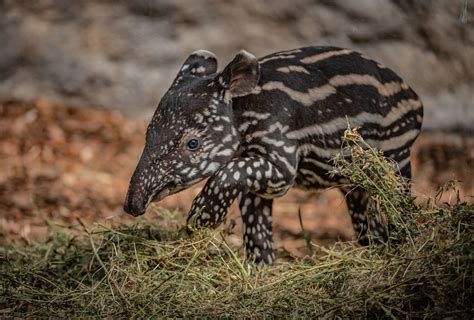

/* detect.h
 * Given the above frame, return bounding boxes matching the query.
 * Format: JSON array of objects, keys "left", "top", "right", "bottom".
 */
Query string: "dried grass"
[{"left": 1, "top": 129, "right": 472, "bottom": 318}]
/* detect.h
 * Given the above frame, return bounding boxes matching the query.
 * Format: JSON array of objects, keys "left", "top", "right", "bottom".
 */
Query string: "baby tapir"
[{"left": 124, "top": 46, "right": 423, "bottom": 264}]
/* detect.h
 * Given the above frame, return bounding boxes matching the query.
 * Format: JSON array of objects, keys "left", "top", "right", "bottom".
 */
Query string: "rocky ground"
[{"left": 1, "top": 100, "right": 472, "bottom": 257}]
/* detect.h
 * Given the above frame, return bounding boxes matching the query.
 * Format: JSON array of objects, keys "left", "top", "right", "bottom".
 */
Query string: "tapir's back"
[{"left": 235, "top": 46, "right": 423, "bottom": 175}]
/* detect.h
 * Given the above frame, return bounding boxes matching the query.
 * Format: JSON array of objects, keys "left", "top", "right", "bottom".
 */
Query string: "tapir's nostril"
[
  {"left": 123, "top": 201, "right": 146, "bottom": 216},
  {"left": 123, "top": 190, "right": 146, "bottom": 216}
]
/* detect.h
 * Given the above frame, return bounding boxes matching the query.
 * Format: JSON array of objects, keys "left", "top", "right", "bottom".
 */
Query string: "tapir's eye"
[{"left": 186, "top": 138, "right": 200, "bottom": 151}]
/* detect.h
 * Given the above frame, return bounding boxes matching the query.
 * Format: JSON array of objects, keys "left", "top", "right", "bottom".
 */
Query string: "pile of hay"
[{"left": 1, "top": 130, "right": 472, "bottom": 318}]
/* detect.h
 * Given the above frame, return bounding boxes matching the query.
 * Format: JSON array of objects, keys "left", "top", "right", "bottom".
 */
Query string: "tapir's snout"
[
  {"left": 123, "top": 151, "right": 177, "bottom": 217},
  {"left": 123, "top": 153, "right": 155, "bottom": 217},
  {"left": 123, "top": 187, "right": 147, "bottom": 216},
  {"left": 123, "top": 181, "right": 175, "bottom": 216}
]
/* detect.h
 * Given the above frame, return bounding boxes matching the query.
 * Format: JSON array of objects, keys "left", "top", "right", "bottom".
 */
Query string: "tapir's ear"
[
  {"left": 173, "top": 50, "right": 218, "bottom": 84},
  {"left": 218, "top": 50, "right": 260, "bottom": 98}
]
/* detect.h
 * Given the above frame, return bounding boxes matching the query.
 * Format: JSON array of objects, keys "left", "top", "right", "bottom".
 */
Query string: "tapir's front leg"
[
  {"left": 186, "top": 156, "right": 293, "bottom": 230},
  {"left": 239, "top": 193, "right": 275, "bottom": 264}
]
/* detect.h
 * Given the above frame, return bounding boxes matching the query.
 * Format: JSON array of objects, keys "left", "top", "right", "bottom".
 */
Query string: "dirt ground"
[{"left": 1, "top": 100, "right": 473, "bottom": 256}]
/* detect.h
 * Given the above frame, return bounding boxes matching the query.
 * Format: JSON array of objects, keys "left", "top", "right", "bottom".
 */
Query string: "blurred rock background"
[
  {"left": 0, "top": 0, "right": 473, "bottom": 252},
  {"left": 0, "top": 0, "right": 473, "bottom": 130}
]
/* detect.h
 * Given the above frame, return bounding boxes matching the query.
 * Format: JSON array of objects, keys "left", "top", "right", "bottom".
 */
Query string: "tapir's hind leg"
[
  {"left": 386, "top": 148, "right": 413, "bottom": 192},
  {"left": 340, "top": 151, "right": 414, "bottom": 244},
  {"left": 340, "top": 187, "right": 387, "bottom": 245}
]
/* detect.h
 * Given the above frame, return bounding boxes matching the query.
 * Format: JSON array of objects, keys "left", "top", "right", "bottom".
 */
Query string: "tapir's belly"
[{"left": 293, "top": 153, "right": 340, "bottom": 190}]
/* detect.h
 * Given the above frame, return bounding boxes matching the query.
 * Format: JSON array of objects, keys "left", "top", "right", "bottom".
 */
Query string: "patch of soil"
[{"left": 1, "top": 100, "right": 472, "bottom": 256}]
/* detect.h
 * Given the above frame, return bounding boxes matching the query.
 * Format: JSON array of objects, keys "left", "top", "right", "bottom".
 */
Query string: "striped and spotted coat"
[{"left": 124, "top": 46, "right": 423, "bottom": 264}]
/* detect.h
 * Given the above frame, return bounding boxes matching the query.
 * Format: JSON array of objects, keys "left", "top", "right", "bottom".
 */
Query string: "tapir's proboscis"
[{"left": 124, "top": 46, "right": 423, "bottom": 264}]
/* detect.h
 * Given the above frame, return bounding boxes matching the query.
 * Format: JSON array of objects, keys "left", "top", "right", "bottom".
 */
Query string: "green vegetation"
[{"left": 1, "top": 130, "right": 472, "bottom": 318}]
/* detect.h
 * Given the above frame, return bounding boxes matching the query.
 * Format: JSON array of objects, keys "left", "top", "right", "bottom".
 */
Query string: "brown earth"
[{"left": 1, "top": 100, "right": 473, "bottom": 257}]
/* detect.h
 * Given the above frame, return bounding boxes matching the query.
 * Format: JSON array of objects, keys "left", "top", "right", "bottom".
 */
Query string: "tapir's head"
[{"left": 124, "top": 50, "right": 260, "bottom": 216}]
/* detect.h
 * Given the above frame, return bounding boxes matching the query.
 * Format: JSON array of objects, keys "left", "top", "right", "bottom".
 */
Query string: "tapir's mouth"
[
  {"left": 145, "top": 181, "right": 192, "bottom": 210},
  {"left": 151, "top": 188, "right": 171, "bottom": 203},
  {"left": 127, "top": 177, "right": 203, "bottom": 217},
  {"left": 144, "top": 182, "right": 176, "bottom": 210}
]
